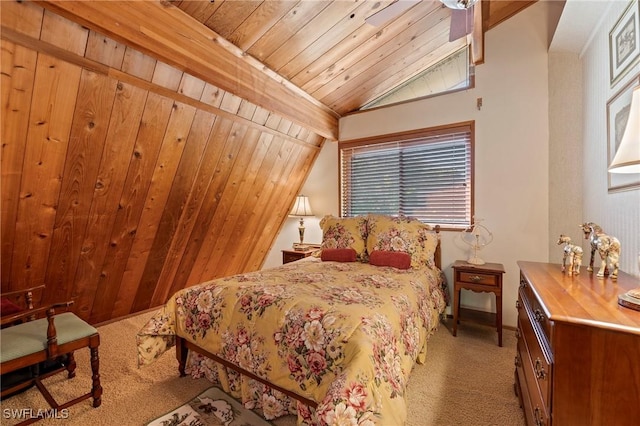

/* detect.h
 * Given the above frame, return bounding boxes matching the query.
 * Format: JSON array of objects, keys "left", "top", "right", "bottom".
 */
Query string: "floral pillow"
[
  {"left": 366, "top": 214, "right": 438, "bottom": 269},
  {"left": 319, "top": 215, "right": 368, "bottom": 261}
]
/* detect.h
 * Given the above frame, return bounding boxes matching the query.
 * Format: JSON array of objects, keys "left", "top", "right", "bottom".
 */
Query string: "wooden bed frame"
[{"left": 176, "top": 225, "right": 442, "bottom": 410}]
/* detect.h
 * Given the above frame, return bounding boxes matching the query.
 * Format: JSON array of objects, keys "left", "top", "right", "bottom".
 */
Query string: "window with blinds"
[{"left": 340, "top": 123, "right": 473, "bottom": 229}]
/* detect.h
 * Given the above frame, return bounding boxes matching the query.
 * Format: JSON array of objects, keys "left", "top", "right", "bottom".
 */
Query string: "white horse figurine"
[
  {"left": 579, "top": 222, "right": 620, "bottom": 279},
  {"left": 557, "top": 235, "right": 583, "bottom": 275}
]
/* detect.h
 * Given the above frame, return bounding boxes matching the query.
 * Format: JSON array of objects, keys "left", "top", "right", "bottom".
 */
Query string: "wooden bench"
[{"left": 0, "top": 300, "right": 102, "bottom": 424}]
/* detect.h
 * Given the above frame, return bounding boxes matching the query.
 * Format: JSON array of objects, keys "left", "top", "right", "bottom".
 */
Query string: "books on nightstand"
[{"left": 292, "top": 243, "right": 320, "bottom": 251}]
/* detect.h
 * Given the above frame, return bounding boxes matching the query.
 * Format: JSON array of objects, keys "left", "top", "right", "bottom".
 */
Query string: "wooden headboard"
[{"left": 434, "top": 225, "right": 442, "bottom": 270}]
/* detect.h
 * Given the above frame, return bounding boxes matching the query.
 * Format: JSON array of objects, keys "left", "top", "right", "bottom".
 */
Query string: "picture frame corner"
[{"left": 608, "top": 0, "right": 640, "bottom": 88}]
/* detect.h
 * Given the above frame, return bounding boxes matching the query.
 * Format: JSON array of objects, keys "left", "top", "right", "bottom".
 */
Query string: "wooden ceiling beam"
[
  {"left": 472, "top": 0, "right": 538, "bottom": 65},
  {"left": 34, "top": 0, "right": 339, "bottom": 140},
  {"left": 470, "top": 0, "right": 486, "bottom": 65},
  {"left": 486, "top": 0, "right": 538, "bottom": 30}
]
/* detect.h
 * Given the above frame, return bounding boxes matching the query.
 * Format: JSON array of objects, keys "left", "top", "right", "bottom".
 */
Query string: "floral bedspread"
[{"left": 137, "top": 257, "right": 447, "bottom": 425}]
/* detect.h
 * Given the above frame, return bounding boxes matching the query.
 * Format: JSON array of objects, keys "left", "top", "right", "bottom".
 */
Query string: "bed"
[{"left": 137, "top": 214, "right": 448, "bottom": 425}]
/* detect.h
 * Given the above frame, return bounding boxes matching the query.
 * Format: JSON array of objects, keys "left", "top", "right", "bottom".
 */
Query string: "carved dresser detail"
[{"left": 515, "top": 261, "right": 640, "bottom": 426}]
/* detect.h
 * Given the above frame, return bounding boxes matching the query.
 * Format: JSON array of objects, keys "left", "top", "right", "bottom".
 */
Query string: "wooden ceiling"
[
  {"left": 173, "top": 0, "right": 536, "bottom": 116},
  {"left": 33, "top": 0, "right": 535, "bottom": 141}
]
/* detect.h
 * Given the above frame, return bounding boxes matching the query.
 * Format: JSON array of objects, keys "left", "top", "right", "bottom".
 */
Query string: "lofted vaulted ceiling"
[
  {"left": 172, "top": 0, "right": 536, "bottom": 115},
  {"left": 36, "top": 0, "right": 536, "bottom": 141}
]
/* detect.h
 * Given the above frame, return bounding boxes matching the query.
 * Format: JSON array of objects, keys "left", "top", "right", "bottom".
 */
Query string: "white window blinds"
[{"left": 340, "top": 125, "right": 473, "bottom": 228}]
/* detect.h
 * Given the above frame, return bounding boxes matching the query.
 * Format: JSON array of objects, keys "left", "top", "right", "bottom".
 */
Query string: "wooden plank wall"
[{"left": 0, "top": 1, "right": 325, "bottom": 324}]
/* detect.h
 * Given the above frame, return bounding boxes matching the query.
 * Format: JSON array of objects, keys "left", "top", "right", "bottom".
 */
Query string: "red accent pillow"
[
  {"left": 321, "top": 248, "right": 357, "bottom": 262},
  {"left": 369, "top": 250, "right": 412, "bottom": 270},
  {"left": 1, "top": 298, "right": 23, "bottom": 316}
]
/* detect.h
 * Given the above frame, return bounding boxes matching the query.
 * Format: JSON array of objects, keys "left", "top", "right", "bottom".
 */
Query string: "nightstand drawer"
[
  {"left": 458, "top": 271, "right": 498, "bottom": 286},
  {"left": 282, "top": 248, "right": 317, "bottom": 264},
  {"left": 283, "top": 252, "right": 304, "bottom": 263}
]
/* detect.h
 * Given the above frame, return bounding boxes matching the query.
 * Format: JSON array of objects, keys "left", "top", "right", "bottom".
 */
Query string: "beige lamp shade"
[
  {"left": 609, "top": 86, "right": 640, "bottom": 174},
  {"left": 290, "top": 195, "right": 313, "bottom": 246},
  {"left": 290, "top": 195, "right": 313, "bottom": 217}
]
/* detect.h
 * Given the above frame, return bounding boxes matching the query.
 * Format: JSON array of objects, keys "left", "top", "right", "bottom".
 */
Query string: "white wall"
[{"left": 548, "top": 51, "right": 584, "bottom": 258}]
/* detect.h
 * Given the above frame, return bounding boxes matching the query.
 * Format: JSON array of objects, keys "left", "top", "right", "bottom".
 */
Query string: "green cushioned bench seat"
[{"left": 0, "top": 312, "right": 97, "bottom": 363}]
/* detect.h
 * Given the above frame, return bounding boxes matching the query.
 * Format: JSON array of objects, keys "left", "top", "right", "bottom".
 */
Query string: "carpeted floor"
[{"left": 0, "top": 311, "right": 525, "bottom": 425}]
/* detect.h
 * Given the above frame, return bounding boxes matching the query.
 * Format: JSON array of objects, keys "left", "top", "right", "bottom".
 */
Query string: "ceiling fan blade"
[
  {"left": 365, "top": 0, "right": 421, "bottom": 27},
  {"left": 449, "top": 5, "right": 474, "bottom": 42}
]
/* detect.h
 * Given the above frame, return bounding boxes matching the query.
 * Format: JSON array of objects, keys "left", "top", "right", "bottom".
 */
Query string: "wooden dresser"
[{"left": 515, "top": 261, "right": 640, "bottom": 426}]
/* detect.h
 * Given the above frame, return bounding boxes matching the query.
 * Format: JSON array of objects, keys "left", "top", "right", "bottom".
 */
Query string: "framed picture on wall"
[
  {"left": 607, "top": 73, "right": 640, "bottom": 192},
  {"left": 609, "top": 0, "right": 640, "bottom": 87}
]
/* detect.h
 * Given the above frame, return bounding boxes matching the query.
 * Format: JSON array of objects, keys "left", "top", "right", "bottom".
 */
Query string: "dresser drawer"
[
  {"left": 517, "top": 293, "right": 553, "bottom": 417},
  {"left": 517, "top": 334, "right": 551, "bottom": 426},
  {"left": 519, "top": 273, "right": 552, "bottom": 341},
  {"left": 457, "top": 271, "right": 498, "bottom": 286}
]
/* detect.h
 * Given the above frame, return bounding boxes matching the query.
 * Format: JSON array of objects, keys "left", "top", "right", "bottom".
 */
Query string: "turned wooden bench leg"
[
  {"left": 90, "top": 336, "right": 102, "bottom": 408},
  {"left": 65, "top": 352, "right": 76, "bottom": 379}
]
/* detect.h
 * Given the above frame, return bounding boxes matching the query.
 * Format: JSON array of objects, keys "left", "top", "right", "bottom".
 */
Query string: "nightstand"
[
  {"left": 282, "top": 248, "right": 317, "bottom": 264},
  {"left": 452, "top": 260, "right": 505, "bottom": 346}
]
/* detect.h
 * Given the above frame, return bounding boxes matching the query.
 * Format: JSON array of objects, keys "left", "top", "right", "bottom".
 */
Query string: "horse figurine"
[
  {"left": 579, "top": 222, "right": 620, "bottom": 279},
  {"left": 557, "top": 235, "right": 583, "bottom": 275}
]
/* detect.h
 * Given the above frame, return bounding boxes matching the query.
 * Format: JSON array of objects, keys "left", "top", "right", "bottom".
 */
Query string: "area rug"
[{"left": 146, "top": 386, "right": 273, "bottom": 426}]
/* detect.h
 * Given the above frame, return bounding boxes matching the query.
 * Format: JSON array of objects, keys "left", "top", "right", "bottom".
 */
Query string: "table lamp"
[{"left": 290, "top": 195, "right": 313, "bottom": 248}]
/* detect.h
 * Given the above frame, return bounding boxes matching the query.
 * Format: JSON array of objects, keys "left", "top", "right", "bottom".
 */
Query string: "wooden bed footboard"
[{"left": 176, "top": 336, "right": 318, "bottom": 409}]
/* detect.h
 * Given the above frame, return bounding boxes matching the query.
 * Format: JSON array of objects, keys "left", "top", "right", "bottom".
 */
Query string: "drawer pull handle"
[
  {"left": 520, "top": 278, "right": 528, "bottom": 289},
  {"left": 534, "top": 309, "right": 545, "bottom": 323},
  {"left": 515, "top": 300, "right": 521, "bottom": 309},
  {"left": 534, "top": 407, "right": 545, "bottom": 426},
  {"left": 514, "top": 354, "right": 521, "bottom": 368},
  {"left": 534, "top": 358, "right": 547, "bottom": 380},
  {"left": 469, "top": 275, "right": 483, "bottom": 283},
  {"left": 515, "top": 328, "right": 521, "bottom": 339}
]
